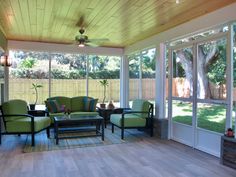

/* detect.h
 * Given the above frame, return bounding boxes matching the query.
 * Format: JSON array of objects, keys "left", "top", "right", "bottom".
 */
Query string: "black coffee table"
[{"left": 54, "top": 115, "right": 104, "bottom": 145}]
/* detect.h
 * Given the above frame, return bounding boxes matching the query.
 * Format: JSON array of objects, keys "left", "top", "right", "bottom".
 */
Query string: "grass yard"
[{"left": 172, "top": 101, "right": 235, "bottom": 133}]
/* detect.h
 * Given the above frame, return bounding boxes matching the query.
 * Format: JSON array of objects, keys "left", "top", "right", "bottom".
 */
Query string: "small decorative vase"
[
  {"left": 100, "top": 103, "right": 106, "bottom": 108},
  {"left": 107, "top": 100, "right": 115, "bottom": 109}
]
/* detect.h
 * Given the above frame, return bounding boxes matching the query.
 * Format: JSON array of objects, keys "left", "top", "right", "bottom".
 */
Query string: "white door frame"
[{"left": 168, "top": 29, "right": 233, "bottom": 156}]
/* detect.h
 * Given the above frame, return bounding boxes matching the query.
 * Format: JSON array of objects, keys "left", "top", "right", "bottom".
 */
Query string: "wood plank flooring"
[{"left": 0, "top": 134, "right": 235, "bottom": 177}]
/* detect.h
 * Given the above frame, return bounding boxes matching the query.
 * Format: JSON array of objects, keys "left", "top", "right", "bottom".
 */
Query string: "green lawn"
[{"left": 172, "top": 101, "right": 235, "bottom": 133}]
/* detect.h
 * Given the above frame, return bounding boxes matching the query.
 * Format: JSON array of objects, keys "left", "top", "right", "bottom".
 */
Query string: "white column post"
[
  {"left": 139, "top": 52, "right": 142, "bottom": 99},
  {"left": 48, "top": 53, "right": 51, "bottom": 97},
  {"left": 155, "top": 43, "right": 166, "bottom": 118},
  {"left": 86, "top": 55, "right": 89, "bottom": 97},
  {"left": 4, "top": 50, "right": 9, "bottom": 101},
  {"left": 4, "top": 66, "right": 9, "bottom": 101},
  {"left": 226, "top": 24, "right": 233, "bottom": 131},
  {"left": 120, "top": 55, "right": 129, "bottom": 108}
]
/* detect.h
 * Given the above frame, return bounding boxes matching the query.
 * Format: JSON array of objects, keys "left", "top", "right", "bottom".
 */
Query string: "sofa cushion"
[
  {"left": 71, "top": 111, "right": 98, "bottom": 116},
  {"left": 83, "top": 97, "right": 98, "bottom": 111},
  {"left": 6, "top": 116, "right": 51, "bottom": 132},
  {"left": 71, "top": 96, "right": 85, "bottom": 112},
  {"left": 2, "top": 99, "right": 28, "bottom": 121},
  {"left": 45, "top": 100, "right": 61, "bottom": 113},
  {"left": 110, "top": 114, "right": 146, "bottom": 127},
  {"left": 48, "top": 112, "right": 64, "bottom": 123},
  {"left": 49, "top": 111, "right": 99, "bottom": 123}
]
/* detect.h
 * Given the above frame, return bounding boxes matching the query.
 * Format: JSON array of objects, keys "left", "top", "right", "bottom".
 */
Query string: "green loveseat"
[{"left": 45, "top": 96, "right": 99, "bottom": 122}]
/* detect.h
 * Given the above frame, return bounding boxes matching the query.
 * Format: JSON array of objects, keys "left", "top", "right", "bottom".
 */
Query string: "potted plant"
[
  {"left": 99, "top": 79, "right": 109, "bottom": 108},
  {"left": 29, "top": 83, "right": 43, "bottom": 110}
]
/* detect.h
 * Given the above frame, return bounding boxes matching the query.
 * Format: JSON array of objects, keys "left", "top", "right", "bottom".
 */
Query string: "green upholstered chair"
[
  {"left": 0, "top": 99, "right": 51, "bottom": 146},
  {"left": 110, "top": 99, "right": 154, "bottom": 139}
]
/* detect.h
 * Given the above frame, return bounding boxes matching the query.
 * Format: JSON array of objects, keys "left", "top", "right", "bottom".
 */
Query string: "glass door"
[
  {"left": 169, "top": 46, "right": 194, "bottom": 147},
  {"left": 195, "top": 37, "right": 228, "bottom": 156}
]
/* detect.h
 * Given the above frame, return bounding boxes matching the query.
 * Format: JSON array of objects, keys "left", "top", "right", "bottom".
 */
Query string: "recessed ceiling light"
[{"left": 176, "top": 0, "right": 180, "bottom": 4}]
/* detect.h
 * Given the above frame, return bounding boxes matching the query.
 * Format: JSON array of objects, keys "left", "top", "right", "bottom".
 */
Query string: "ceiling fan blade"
[
  {"left": 88, "top": 38, "right": 109, "bottom": 43},
  {"left": 86, "top": 42, "right": 100, "bottom": 47}
]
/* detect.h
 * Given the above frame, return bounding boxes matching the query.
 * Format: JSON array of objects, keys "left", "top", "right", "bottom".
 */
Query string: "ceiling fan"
[{"left": 74, "top": 28, "right": 109, "bottom": 47}]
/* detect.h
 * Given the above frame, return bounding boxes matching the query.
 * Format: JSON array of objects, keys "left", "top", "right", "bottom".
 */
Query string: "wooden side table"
[
  {"left": 28, "top": 110, "right": 47, "bottom": 117},
  {"left": 97, "top": 108, "right": 124, "bottom": 128},
  {"left": 220, "top": 135, "right": 236, "bottom": 169}
]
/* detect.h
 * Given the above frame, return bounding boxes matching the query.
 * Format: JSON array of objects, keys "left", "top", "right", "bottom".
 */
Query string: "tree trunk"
[
  {"left": 175, "top": 50, "right": 193, "bottom": 97},
  {"left": 175, "top": 43, "right": 217, "bottom": 99},
  {"left": 197, "top": 43, "right": 217, "bottom": 99}
]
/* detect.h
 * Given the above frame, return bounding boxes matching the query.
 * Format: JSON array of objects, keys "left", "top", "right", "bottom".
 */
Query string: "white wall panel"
[
  {"left": 172, "top": 123, "right": 193, "bottom": 147},
  {"left": 196, "top": 129, "right": 222, "bottom": 157}
]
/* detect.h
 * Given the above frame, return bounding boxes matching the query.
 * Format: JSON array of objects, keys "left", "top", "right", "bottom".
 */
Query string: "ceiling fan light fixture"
[{"left": 78, "top": 41, "right": 85, "bottom": 47}]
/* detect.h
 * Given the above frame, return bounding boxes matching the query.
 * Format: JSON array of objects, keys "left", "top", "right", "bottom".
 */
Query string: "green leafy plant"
[
  {"left": 31, "top": 83, "right": 43, "bottom": 105},
  {"left": 99, "top": 79, "right": 109, "bottom": 103},
  {"left": 20, "top": 57, "right": 36, "bottom": 68}
]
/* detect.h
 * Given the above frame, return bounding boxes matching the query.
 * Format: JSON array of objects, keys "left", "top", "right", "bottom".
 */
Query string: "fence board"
[{"left": 8, "top": 78, "right": 236, "bottom": 105}]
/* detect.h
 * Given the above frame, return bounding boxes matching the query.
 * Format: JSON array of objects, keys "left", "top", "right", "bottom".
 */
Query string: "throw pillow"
[
  {"left": 83, "top": 97, "right": 90, "bottom": 111},
  {"left": 89, "top": 99, "right": 98, "bottom": 111},
  {"left": 83, "top": 97, "right": 98, "bottom": 111},
  {"left": 45, "top": 100, "right": 61, "bottom": 113}
]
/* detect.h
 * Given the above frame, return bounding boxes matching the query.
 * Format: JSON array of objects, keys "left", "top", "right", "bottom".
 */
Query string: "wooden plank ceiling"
[{"left": 0, "top": 0, "right": 235, "bottom": 48}]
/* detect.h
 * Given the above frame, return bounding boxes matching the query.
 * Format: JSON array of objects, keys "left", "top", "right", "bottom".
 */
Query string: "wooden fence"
[{"left": 9, "top": 78, "right": 236, "bottom": 104}]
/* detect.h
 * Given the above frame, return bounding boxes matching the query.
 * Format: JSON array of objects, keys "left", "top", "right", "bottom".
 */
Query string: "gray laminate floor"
[{"left": 0, "top": 134, "right": 235, "bottom": 177}]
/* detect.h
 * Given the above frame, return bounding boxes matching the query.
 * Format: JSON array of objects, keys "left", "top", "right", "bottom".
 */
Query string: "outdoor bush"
[
  {"left": 11, "top": 68, "right": 49, "bottom": 79},
  {"left": 51, "top": 69, "right": 69, "bottom": 79}
]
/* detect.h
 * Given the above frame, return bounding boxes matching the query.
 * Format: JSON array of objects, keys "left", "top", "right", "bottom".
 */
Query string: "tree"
[{"left": 175, "top": 40, "right": 226, "bottom": 99}]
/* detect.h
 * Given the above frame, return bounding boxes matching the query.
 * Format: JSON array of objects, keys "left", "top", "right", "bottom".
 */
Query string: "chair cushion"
[
  {"left": 45, "top": 100, "right": 61, "bottom": 113},
  {"left": 6, "top": 116, "right": 51, "bottom": 133},
  {"left": 110, "top": 114, "right": 146, "bottom": 127},
  {"left": 132, "top": 99, "right": 150, "bottom": 118},
  {"left": 83, "top": 97, "right": 98, "bottom": 111},
  {"left": 2, "top": 99, "right": 28, "bottom": 121}
]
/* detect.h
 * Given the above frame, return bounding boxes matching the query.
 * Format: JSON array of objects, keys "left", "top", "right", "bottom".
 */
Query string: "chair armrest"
[
  {"left": 1, "top": 114, "right": 35, "bottom": 132},
  {"left": 28, "top": 110, "right": 47, "bottom": 117},
  {"left": 122, "top": 111, "right": 149, "bottom": 114},
  {"left": 112, "top": 108, "right": 131, "bottom": 114},
  {"left": 1, "top": 114, "right": 34, "bottom": 119},
  {"left": 122, "top": 111, "right": 152, "bottom": 120}
]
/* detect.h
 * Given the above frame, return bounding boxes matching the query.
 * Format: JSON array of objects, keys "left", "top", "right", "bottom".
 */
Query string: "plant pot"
[
  {"left": 29, "top": 104, "right": 36, "bottom": 110},
  {"left": 100, "top": 103, "right": 106, "bottom": 108}
]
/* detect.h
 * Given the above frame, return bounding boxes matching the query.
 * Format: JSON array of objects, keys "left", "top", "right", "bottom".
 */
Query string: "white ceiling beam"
[{"left": 8, "top": 40, "right": 124, "bottom": 56}]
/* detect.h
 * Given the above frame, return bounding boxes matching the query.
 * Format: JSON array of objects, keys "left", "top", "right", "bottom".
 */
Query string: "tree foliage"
[
  {"left": 10, "top": 51, "right": 121, "bottom": 79},
  {"left": 20, "top": 57, "right": 36, "bottom": 68},
  {"left": 128, "top": 49, "right": 156, "bottom": 79}
]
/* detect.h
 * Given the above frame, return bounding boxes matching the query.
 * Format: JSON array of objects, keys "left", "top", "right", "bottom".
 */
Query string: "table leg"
[
  {"left": 102, "top": 119, "right": 104, "bottom": 141},
  {"left": 96, "top": 121, "right": 99, "bottom": 135},
  {"left": 55, "top": 122, "right": 59, "bottom": 145}
]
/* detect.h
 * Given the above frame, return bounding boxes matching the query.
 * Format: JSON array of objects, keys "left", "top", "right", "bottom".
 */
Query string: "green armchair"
[
  {"left": 110, "top": 99, "right": 154, "bottom": 139},
  {"left": 0, "top": 99, "right": 51, "bottom": 146}
]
